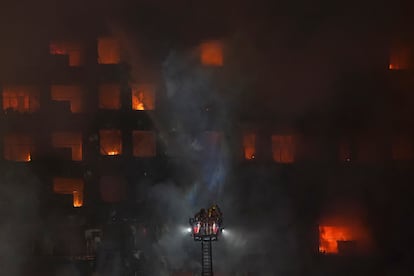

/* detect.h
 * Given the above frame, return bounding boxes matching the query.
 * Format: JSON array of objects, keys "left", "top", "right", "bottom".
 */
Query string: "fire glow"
[
  {"left": 389, "top": 43, "right": 410, "bottom": 70},
  {"left": 50, "top": 40, "right": 83, "bottom": 66},
  {"left": 99, "top": 83, "right": 121, "bottom": 110},
  {"left": 319, "top": 223, "right": 371, "bottom": 255},
  {"left": 53, "top": 178, "right": 84, "bottom": 207},
  {"left": 100, "top": 129, "right": 122, "bottom": 156},
  {"left": 131, "top": 84, "right": 155, "bottom": 111},
  {"left": 2, "top": 85, "right": 40, "bottom": 113},
  {"left": 271, "top": 135, "right": 295, "bottom": 163},
  {"left": 4, "top": 133, "right": 34, "bottom": 162},
  {"left": 200, "top": 41, "right": 224, "bottom": 66},
  {"left": 319, "top": 226, "right": 355, "bottom": 254},
  {"left": 97, "top": 37, "right": 121, "bottom": 64},
  {"left": 132, "top": 131, "right": 156, "bottom": 157},
  {"left": 52, "top": 132, "right": 83, "bottom": 161},
  {"left": 51, "top": 85, "right": 83, "bottom": 113},
  {"left": 243, "top": 133, "right": 256, "bottom": 160}
]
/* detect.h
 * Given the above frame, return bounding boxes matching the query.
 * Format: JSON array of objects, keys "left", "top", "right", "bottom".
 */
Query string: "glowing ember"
[{"left": 107, "top": 151, "right": 119, "bottom": 156}]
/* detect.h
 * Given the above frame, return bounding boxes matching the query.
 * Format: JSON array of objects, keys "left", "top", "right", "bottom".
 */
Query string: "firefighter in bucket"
[
  {"left": 190, "top": 204, "right": 223, "bottom": 239},
  {"left": 207, "top": 204, "right": 222, "bottom": 235}
]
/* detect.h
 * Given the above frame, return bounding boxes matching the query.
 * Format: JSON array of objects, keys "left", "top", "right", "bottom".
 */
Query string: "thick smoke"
[
  {"left": 160, "top": 50, "right": 231, "bottom": 203},
  {"left": 0, "top": 164, "right": 40, "bottom": 276},
  {"left": 145, "top": 48, "right": 234, "bottom": 272},
  {"left": 0, "top": 1, "right": 400, "bottom": 274},
  {"left": 107, "top": 25, "right": 304, "bottom": 274}
]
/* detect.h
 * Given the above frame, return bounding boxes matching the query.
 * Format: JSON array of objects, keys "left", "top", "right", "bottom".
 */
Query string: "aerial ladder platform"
[{"left": 189, "top": 205, "right": 223, "bottom": 276}]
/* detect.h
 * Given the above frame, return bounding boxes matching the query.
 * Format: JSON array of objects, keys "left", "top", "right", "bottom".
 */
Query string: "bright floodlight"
[{"left": 186, "top": 227, "right": 192, "bottom": 233}]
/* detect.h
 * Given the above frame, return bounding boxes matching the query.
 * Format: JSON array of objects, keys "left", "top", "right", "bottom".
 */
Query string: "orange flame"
[
  {"left": 319, "top": 222, "right": 372, "bottom": 255},
  {"left": 50, "top": 41, "right": 83, "bottom": 66},
  {"left": 243, "top": 133, "right": 256, "bottom": 160},
  {"left": 131, "top": 84, "right": 155, "bottom": 111},
  {"left": 4, "top": 134, "right": 34, "bottom": 162},
  {"left": 389, "top": 44, "right": 410, "bottom": 70},
  {"left": 73, "top": 190, "right": 83, "bottom": 207},
  {"left": 100, "top": 130, "right": 122, "bottom": 156},
  {"left": 53, "top": 178, "right": 84, "bottom": 207},
  {"left": 319, "top": 226, "right": 354, "bottom": 254}
]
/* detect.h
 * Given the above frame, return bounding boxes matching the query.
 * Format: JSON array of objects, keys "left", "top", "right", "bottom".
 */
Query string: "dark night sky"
[
  {"left": 0, "top": 0, "right": 400, "bottom": 74},
  {"left": 0, "top": 0, "right": 407, "bottom": 135},
  {"left": 0, "top": 0, "right": 406, "bottom": 131},
  {"left": 0, "top": 0, "right": 398, "bottom": 41}
]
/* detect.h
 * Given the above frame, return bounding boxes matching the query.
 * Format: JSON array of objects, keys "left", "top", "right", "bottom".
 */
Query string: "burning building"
[
  {"left": 3, "top": 133, "right": 33, "bottom": 162},
  {"left": 97, "top": 37, "right": 121, "bottom": 64},
  {"left": 1, "top": 5, "right": 414, "bottom": 276},
  {"left": 131, "top": 84, "right": 155, "bottom": 110},
  {"left": 243, "top": 133, "right": 256, "bottom": 160},
  {"left": 2, "top": 85, "right": 40, "bottom": 113},
  {"left": 50, "top": 40, "right": 84, "bottom": 67},
  {"left": 271, "top": 134, "right": 296, "bottom": 163},
  {"left": 53, "top": 178, "right": 84, "bottom": 207},
  {"left": 318, "top": 215, "right": 373, "bottom": 256},
  {"left": 98, "top": 83, "right": 121, "bottom": 110},
  {"left": 99, "top": 129, "right": 122, "bottom": 156}
]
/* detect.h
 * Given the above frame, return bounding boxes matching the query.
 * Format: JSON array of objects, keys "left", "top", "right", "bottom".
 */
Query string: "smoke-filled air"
[{"left": 1, "top": 0, "right": 414, "bottom": 276}]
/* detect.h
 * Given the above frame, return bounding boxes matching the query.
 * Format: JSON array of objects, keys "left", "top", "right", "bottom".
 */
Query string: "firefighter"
[
  {"left": 195, "top": 208, "right": 206, "bottom": 222},
  {"left": 208, "top": 204, "right": 222, "bottom": 223},
  {"left": 214, "top": 204, "right": 222, "bottom": 218}
]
